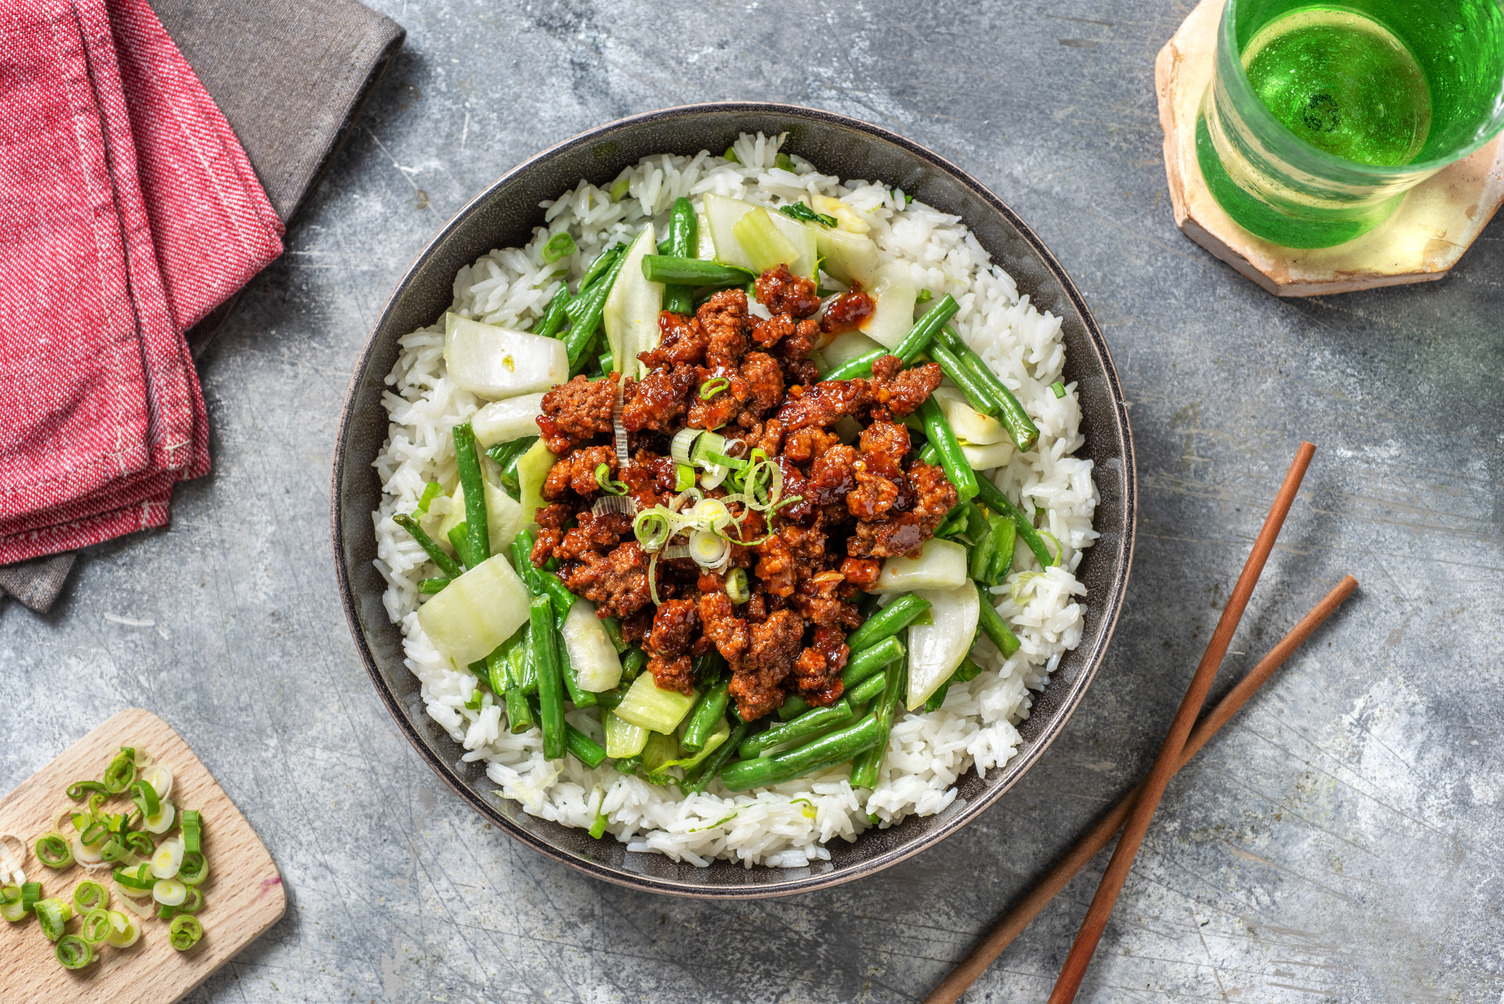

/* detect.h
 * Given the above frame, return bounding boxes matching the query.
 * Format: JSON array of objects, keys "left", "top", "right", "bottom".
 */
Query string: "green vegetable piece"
[
  {"left": 846, "top": 595, "right": 931, "bottom": 653},
  {"left": 975, "top": 580, "right": 1020, "bottom": 657},
  {"left": 530, "top": 596, "right": 566, "bottom": 759},
  {"left": 719, "top": 715, "right": 883, "bottom": 792},
  {"left": 778, "top": 201, "right": 838, "bottom": 228},
  {"left": 541, "top": 231, "right": 577, "bottom": 264}
]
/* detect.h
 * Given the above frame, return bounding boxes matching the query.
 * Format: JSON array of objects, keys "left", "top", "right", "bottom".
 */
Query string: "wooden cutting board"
[{"left": 0, "top": 708, "right": 285, "bottom": 1003}]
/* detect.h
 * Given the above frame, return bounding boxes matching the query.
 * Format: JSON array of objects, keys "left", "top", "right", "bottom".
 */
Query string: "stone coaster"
[{"left": 1155, "top": 0, "right": 1504, "bottom": 297}]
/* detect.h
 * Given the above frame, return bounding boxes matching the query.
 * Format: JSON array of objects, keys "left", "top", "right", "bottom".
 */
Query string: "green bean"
[
  {"left": 662, "top": 200, "right": 701, "bottom": 315},
  {"left": 923, "top": 678, "right": 951, "bottom": 712},
  {"left": 488, "top": 643, "right": 534, "bottom": 733},
  {"left": 777, "top": 695, "right": 810, "bottom": 721},
  {"left": 597, "top": 349, "right": 614, "bottom": 374},
  {"left": 850, "top": 655, "right": 907, "bottom": 789},
  {"left": 925, "top": 342, "right": 1014, "bottom": 432},
  {"left": 602, "top": 617, "right": 629, "bottom": 653},
  {"left": 485, "top": 435, "right": 538, "bottom": 493},
  {"left": 986, "top": 518, "right": 1017, "bottom": 584},
  {"left": 530, "top": 596, "right": 565, "bottom": 759},
  {"left": 419, "top": 577, "right": 449, "bottom": 594},
  {"left": 684, "top": 722, "right": 749, "bottom": 794},
  {"left": 893, "top": 294, "right": 959, "bottom": 365},
  {"left": 720, "top": 714, "right": 883, "bottom": 792},
  {"left": 846, "top": 598, "right": 930, "bottom": 654},
  {"left": 934, "top": 326, "right": 1039, "bottom": 452},
  {"left": 847, "top": 669, "right": 888, "bottom": 706},
  {"left": 557, "top": 638, "right": 597, "bottom": 708},
  {"left": 969, "top": 514, "right": 1001, "bottom": 582},
  {"left": 564, "top": 247, "right": 630, "bottom": 371},
  {"left": 448, "top": 523, "right": 475, "bottom": 568},
  {"left": 642, "top": 255, "right": 751, "bottom": 288},
  {"left": 974, "top": 580, "right": 1020, "bottom": 657},
  {"left": 532, "top": 286, "right": 570, "bottom": 339},
  {"left": 682, "top": 679, "right": 730, "bottom": 753},
  {"left": 917, "top": 442, "right": 940, "bottom": 466},
  {"left": 452, "top": 424, "right": 490, "bottom": 564},
  {"left": 924, "top": 654, "right": 986, "bottom": 713},
  {"left": 820, "top": 347, "right": 885, "bottom": 381},
  {"left": 739, "top": 700, "right": 855, "bottom": 759},
  {"left": 565, "top": 724, "right": 607, "bottom": 769},
  {"left": 393, "top": 514, "right": 465, "bottom": 579},
  {"left": 972, "top": 478, "right": 1053, "bottom": 569},
  {"left": 620, "top": 646, "right": 648, "bottom": 684},
  {"left": 539, "top": 570, "right": 576, "bottom": 620},
  {"left": 579, "top": 242, "right": 624, "bottom": 290},
  {"left": 839, "top": 636, "right": 906, "bottom": 689},
  {"left": 917, "top": 397, "right": 979, "bottom": 503},
  {"left": 511, "top": 626, "right": 537, "bottom": 695},
  {"left": 511, "top": 529, "right": 543, "bottom": 593},
  {"left": 963, "top": 502, "right": 990, "bottom": 545},
  {"left": 934, "top": 504, "right": 969, "bottom": 539}
]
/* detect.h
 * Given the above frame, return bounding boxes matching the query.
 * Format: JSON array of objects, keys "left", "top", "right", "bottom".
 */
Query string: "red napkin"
[{"left": 0, "top": 0, "right": 283, "bottom": 565}]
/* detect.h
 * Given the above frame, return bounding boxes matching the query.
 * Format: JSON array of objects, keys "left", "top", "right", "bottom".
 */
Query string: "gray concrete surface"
[{"left": 4, "top": 1, "right": 1502, "bottom": 1000}]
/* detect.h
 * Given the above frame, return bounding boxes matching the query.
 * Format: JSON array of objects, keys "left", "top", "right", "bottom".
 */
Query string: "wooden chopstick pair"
[{"left": 926, "top": 442, "right": 1354, "bottom": 1004}]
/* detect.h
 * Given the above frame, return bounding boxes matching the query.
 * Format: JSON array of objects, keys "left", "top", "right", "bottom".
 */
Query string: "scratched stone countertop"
[{"left": 4, "top": 1, "right": 1502, "bottom": 1001}]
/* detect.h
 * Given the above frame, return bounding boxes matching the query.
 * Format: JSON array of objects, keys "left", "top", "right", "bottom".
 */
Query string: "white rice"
[{"left": 372, "top": 133, "right": 1098, "bottom": 867}]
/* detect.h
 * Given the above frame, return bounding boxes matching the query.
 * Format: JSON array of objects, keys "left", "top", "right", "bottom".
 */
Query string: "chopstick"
[
  {"left": 1045, "top": 441, "right": 1316, "bottom": 1003},
  {"left": 921, "top": 572, "right": 1357, "bottom": 1004}
]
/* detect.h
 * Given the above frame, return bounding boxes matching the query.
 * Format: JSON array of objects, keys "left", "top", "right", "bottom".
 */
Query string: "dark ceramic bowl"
[{"left": 332, "top": 102, "right": 1135, "bottom": 898}]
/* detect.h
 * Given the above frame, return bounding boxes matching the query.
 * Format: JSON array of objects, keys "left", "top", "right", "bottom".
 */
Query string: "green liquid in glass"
[
  {"left": 1198, "top": 0, "right": 1504, "bottom": 247},
  {"left": 1243, "top": 8, "right": 1430, "bottom": 166}
]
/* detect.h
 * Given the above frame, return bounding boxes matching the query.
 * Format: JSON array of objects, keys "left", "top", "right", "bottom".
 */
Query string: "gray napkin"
[{"left": 1, "top": 0, "right": 404, "bottom": 613}]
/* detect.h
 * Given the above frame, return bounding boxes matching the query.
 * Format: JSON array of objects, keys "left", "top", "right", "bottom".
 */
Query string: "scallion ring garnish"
[
  {"left": 647, "top": 553, "right": 662, "bottom": 606},
  {"left": 79, "top": 906, "right": 112, "bottom": 944},
  {"left": 178, "top": 852, "right": 208, "bottom": 886},
  {"left": 73, "top": 880, "right": 109, "bottom": 912},
  {"left": 55, "top": 933, "right": 93, "bottom": 969},
  {"left": 675, "top": 463, "right": 696, "bottom": 491},
  {"left": 34, "top": 833, "right": 73, "bottom": 869},
  {"left": 34, "top": 897, "right": 72, "bottom": 941},
  {"left": 106, "top": 909, "right": 139, "bottom": 947},
  {"left": 590, "top": 494, "right": 637, "bottom": 517},
  {"left": 139, "top": 763, "right": 173, "bottom": 800},
  {"left": 1051, "top": 380, "right": 1066, "bottom": 399},
  {"left": 699, "top": 377, "right": 731, "bottom": 400},
  {"left": 153, "top": 878, "right": 188, "bottom": 907},
  {"left": 65, "top": 780, "right": 109, "bottom": 800},
  {"left": 725, "top": 567, "right": 750, "bottom": 604},
  {"left": 0, "top": 885, "right": 24, "bottom": 923},
  {"left": 168, "top": 914, "right": 203, "bottom": 952},
  {"left": 130, "top": 779, "right": 160, "bottom": 819},
  {"left": 594, "top": 463, "right": 628, "bottom": 495},
  {"left": 151, "top": 838, "right": 184, "bottom": 880},
  {"left": 102, "top": 748, "right": 136, "bottom": 793},
  {"left": 633, "top": 510, "right": 672, "bottom": 551},
  {"left": 669, "top": 427, "right": 704, "bottom": 466},
  {"left": 113, "top": 863, "right": 155, "bottom": 893}
]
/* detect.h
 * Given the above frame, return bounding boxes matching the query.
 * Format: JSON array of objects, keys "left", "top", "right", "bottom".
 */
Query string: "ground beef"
[
  {"left": 699, "top": 289, "right": 751, "bottom": 368},
  {"left": 729, "top": 609, "right": 806, "bottom": 720},
  {"left": 530, "top": 264, "right": 977, "bottom": 723},
  {"left": 754, "top": 264, "right": 821, "bottom": 318},
  {"left": 819, "top": 285, "right": 875, "bottom": 335},
  {"left": 648, "top": 598, "right": 699, "bottom": 659},
  {"left": 776, "top": 379, "right": 871, "bottom": 432},
  {"left": 538, "top": 373, "right": 617, "bottom": 454},
  {"left": 870, "top": 356, "right": 943, "bottom": 417},
  {"left": 542, "top": 445, "right": 616, "bottom": 501}
]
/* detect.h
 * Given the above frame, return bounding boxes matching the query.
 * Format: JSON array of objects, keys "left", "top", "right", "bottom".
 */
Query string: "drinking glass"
[{"left": 1196, "top": 0, "right": 1504, "bottom": 248}]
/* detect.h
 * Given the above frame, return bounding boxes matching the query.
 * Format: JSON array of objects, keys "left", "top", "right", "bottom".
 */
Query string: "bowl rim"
[{"left": 331, "top": 100, "right": 1137, "bottom": 898}]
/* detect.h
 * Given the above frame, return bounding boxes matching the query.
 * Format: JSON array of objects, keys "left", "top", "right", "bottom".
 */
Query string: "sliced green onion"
[
  {"left": 79, "top": 906, "right": 111, "bottom": 944},
  {"left": 1051, "top": 380, "right": 1066, "bottom": 399},
  {"left": 102, "top": 747, "right": 136, "bottom": 793},
  {"left": 153, "top": 878, "right": 188, "bottom": 907},
  {"left": 142, "top": 800, "right": 175, "bottom": 835},
  {"left": 151, "top": 839, "right": 184, "bottom": 880},
  {"left": 0, "top": 885, "right": 24, "bottom": 923},
  {"left": 35, "top": 896, "right": 71, "bottom": 941},
  {"left": 1041, "top": 529, "right": 1063, "bottom": 567},
  {"left": 704, "top": 451, "right": 747, "bottom": 469},
  {"left": 541, "top": 231, "right": 576, "bottom": 263},
  {"left": 34, "top": 833, "right": 72, "bottom": 869},
  {"left": 168, "top": 914, "right": 203, "bottom": 952},
  {"left": 675, "top": 463, "right": 696, "bottom": 491},
  {"left": 413, "top": 480, "right": 443, "bottom": 517},
  {"left": 723, "top": 145, "right": 738, "bottom": 163},
  {"left": 105, "top": 909, "right": 139, "bottom": 947},
  {"left": 55, "top": 933, "right": 93, "bottom": 969},
  {"left": 699, "top": 377, "right": 731, "bottom": 400},
  {"left": 670, "top": 427, "right": 705, "bottom": 466},
  {"left": 130, "top": 779, "right": 160, "bottom": 819},
  {"left": 774, "top": 152, "right": 796, "bottom": 172},
  {"left": 633, "top": 510, "right": 672, "bottom": 551},
  {"left": 777, "top": 201, "right": 837, "bottom": 227},
  {"left": 594, "top": 463, "right": 627, "bottom": 495},
  {"left": 73, "top": 880, "right": 109, "bottom": 912},
  {"left": 725, "top": 568, "right": 750, "bottom": 604},
  {"left": 178, "top": 852, "right": 208, "bottom": 886},
  {"left": 688, "top": 530, "right": 729, "bottom": 569},
  {"left": 113, "top": 863, "right": 155, "bottom": 892},
  {"left": 181, "top": 810, "right": 202, "bottom": 855},
  {"left": 65, "top": 780, "right": 109, "bottom": 800}
]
